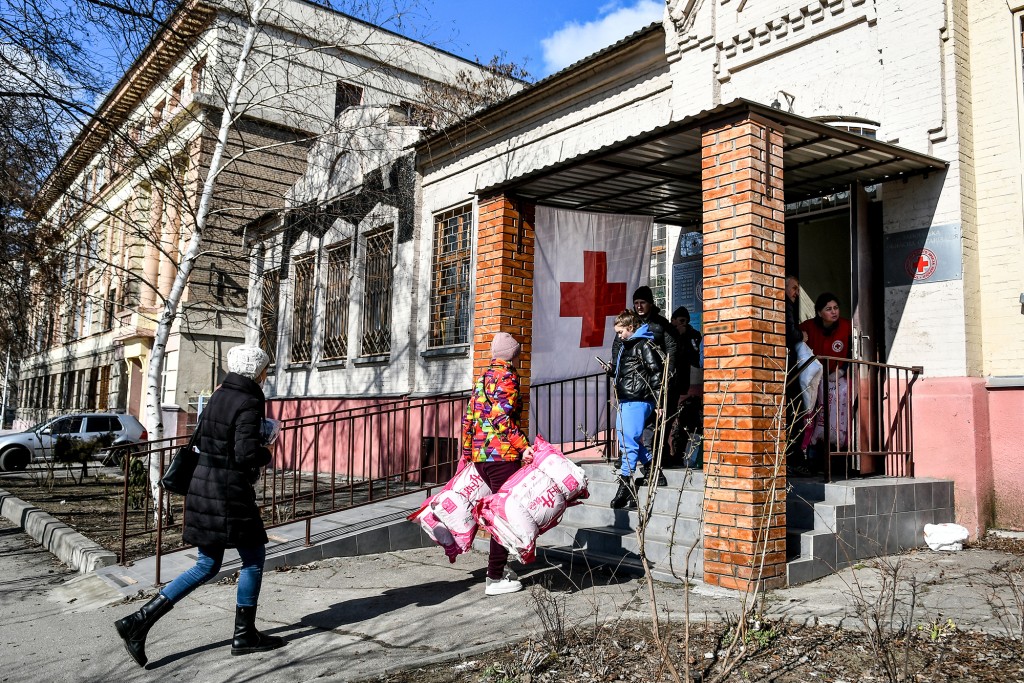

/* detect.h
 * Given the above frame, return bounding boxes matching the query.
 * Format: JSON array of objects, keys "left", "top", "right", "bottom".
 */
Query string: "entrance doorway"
[{"left": 786, "top": 187, "right": 887, "bottom": 476}]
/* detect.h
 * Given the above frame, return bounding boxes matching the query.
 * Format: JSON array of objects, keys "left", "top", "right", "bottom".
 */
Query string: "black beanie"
[{"left": 632, "top": 286, "right": 654, "bottom": 304}]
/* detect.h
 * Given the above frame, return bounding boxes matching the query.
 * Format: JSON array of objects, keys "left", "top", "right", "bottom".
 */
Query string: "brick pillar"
[
  {"left": 700, "top": 113, "right": 788, "bottom": 591},
  {"left": 474, "top": 195, "right": 535, "bottom": 421}
]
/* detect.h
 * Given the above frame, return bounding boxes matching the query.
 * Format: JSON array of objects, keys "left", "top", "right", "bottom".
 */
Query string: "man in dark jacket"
[
  {"left": 611, "top": 286, "right": 680, "bottom": 470},
  {"left": 785, "top": 275, "right": 806, "bottom": 358},
  {"left": 114, "top": 345, "right": 285, "bottom": 667},
  {"left": 784, "top": 276, "right": 809, "bottom": 473},
  {"left": 609, "top": 310, "right": 664, "bottom": 509}
]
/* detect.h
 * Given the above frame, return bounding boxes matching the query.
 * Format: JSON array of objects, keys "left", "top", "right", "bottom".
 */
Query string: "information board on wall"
[
  {"left": 672, "top": 260, "right": 703, "bottom": 333},
  {"left": 883, "top": 223, "right": 962, "bottom": 287},
  {"left": 672, "top": 229, "right": 704, "bottom": 332}
]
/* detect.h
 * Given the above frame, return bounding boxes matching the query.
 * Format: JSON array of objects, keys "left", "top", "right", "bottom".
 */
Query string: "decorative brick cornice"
[{"left": 672, "top": 0, "right": 876, "bottom": 83}]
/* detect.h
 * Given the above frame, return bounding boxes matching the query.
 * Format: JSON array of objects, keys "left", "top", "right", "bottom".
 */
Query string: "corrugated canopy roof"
[{"left": 476, "top": 99, "right": 947, "bottom": 225}]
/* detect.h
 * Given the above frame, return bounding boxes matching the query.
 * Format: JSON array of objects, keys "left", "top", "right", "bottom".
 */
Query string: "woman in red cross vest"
[
  {"left": 800, "top": 292, "right": 852, "bottom": 372},
  {"left": 799, "top": 293, "right": 853, "bottom": 469}
]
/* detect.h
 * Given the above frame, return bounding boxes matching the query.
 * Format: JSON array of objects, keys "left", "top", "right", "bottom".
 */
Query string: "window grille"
[
  {"left": 322, "top": 243, "right": 352, "bottom": 360},
  {"left": 259, "top": 269, "right": 280, "bottom": 365},
  {"left": 361, "top": 229, "right": 393, "bottom": 356},
  {"left": 290, "top": 256, "right": 315, "bottom": 364},
  {"left": 650, "top": 223, "right": 667, "bottom": 311},
  {"left": 429, "top": 205, "right": 473, "bottom": 347},
  {"left": 98, "top": 365, "right": 110, "bottom": 411}
]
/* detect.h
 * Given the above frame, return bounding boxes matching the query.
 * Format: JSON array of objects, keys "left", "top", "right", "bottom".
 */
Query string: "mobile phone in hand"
[{"left": 595, "top": 356, "right": 611, "bottom": 369}]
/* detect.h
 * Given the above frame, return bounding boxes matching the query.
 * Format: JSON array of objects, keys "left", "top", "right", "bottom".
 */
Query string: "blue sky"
[{"left": 415, "top": 0, "right": 663, "bottom": 79}]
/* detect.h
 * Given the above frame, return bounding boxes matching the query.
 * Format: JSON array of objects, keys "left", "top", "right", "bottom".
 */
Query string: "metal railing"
[
  {"left": 113, "top": 392, "right": 469, "bottom": 581},
  {"left": 529, "top": 372, "right": 614, "bottom": 457},
  {"left": 796, "top": 355, "right": 922, "bottom": 482}
]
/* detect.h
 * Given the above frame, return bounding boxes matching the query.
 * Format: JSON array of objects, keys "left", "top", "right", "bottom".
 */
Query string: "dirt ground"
[
  {"left": 0, "top": 465, "right": 183, "bottom": 560},
  {"left": 369, "top": 619, "right": 1024, "bottom": 683}
]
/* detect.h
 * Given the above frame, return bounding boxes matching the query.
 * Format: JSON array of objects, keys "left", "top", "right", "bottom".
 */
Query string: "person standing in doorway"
[
  {"left": 784, "top": 275, "right": 810, "bottom": 472},
  {"left": 670, "top": 306, "right": 703, "bottom": 468},
  {"left": 460, "top": 332, "right": 534, "bottom": 596},
  {"left": 799, "top": 293, "right": 854, "bottom": 471},
  {"left": 785, "top": 275, "right": 807, "bottom": 356},
  {"left": 800, "top": 292, "right": 852, "bottom": 371},
  {"left": 609, "top": 310, "right": 665, "bottom": 509},
  {"left": 114, "top": 345, "right": 285, "bottom": 667}
]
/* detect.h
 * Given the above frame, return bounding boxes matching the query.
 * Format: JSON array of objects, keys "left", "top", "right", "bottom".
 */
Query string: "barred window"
[
  {"left": 322, "top": 243, "right": 352, "bottom": 360},
  {"left": 259, "top": 269, "right": 280, "bottom": 365},
  {"left": 650, "top": 223, "right": 667, "bottom": 311},
  {"left": 98, "top": 365, "right": 110, "bottom": 411},
  {"left": 429, "top": 205, "right": 473, "bottom": 347},
  {"left": 361, "top": 229, "right": 393, "bottom": 356},
  {"left": 290, "top": 256, "right": 315, "bottom": 364}
]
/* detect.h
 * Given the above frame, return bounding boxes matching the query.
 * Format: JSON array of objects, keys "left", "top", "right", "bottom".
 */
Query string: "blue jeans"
[
  {"left": 160, "top": 544, "right": 266, "bottom": 607},
  {"left": 617, "top": 401, "right": 654, "bottom": 477}
]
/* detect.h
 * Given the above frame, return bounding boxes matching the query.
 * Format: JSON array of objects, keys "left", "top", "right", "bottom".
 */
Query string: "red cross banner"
[{"left": 530, "top": 206, "right": 652, "bottom": 440}]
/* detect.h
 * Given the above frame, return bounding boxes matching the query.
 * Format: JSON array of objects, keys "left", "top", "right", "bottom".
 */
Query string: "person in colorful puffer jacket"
[{"left": 460, "top": 332, "right": 535, "bottom": 596}]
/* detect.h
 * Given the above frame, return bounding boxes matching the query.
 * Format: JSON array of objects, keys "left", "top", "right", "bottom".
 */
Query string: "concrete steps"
[
  {"left": 785, "top": 477, "right": 956, "bottom": 585},
  {"left": 535, "top": 462, "right": 705, "bottom": 583}
]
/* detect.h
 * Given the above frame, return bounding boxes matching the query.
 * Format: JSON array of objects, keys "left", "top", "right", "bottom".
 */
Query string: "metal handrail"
[
  {"left": 114, "top": 391, "right": 470, "bottom": 580},
  {"left": 795, "top": 354, "right": 923, "bottom": 482},
  {"left": 530, "top": 372, "right": 615, "bottom": 458}
]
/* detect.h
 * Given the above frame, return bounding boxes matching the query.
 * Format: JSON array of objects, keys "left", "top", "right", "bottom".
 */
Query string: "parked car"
[{"left": 0, "top": 413, "right": 148, "bottom": 472}]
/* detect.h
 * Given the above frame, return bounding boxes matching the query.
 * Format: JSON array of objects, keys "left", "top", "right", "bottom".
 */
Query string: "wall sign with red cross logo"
[{"left": 883, "top": 223, "right": 962, "bottom": 287}]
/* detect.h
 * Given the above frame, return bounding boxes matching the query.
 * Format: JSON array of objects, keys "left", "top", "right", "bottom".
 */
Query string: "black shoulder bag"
[{"left": 160, "top": 417, "right": 203, "bottom": 496}]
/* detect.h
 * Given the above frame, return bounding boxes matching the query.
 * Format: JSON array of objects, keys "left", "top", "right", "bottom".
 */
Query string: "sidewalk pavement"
[{"left": 2, "top": 511, "right": 1023, "bottom": 683}]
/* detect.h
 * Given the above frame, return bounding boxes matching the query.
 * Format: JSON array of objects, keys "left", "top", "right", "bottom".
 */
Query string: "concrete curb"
[{"left": 0, "top": 488, "right": 117, "bottom": 573}]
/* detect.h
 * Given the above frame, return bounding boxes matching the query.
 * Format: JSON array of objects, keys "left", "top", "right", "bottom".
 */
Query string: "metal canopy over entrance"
[{"left": 476, "top": 99, "right": 948, "bottom": 225}]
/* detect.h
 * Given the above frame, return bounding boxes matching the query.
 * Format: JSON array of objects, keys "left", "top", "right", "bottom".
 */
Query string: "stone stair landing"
[{"left": 534, "top": 462, "right": 706, "bottom": 583}]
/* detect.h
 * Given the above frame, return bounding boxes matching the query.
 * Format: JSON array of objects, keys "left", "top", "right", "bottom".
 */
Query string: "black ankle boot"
[
  {"left": 114, "top": 593, "right": 173, "bottom": 667},
  {"left": 609, "top": 475, "right": 636, "bottom": 509},
  {"left": 231, "top": 605, "right": 286, "bottom": 655},
  {"left": 636, "top": 463, "right": 668, "bottom": 487}
]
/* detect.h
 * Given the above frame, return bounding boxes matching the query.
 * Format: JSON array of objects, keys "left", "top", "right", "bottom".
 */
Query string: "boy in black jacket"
[{"left": 608, "top": 310, "right": 665, "bottom": 509}]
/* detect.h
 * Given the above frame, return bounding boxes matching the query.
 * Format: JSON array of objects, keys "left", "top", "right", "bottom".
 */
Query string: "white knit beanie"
[
  {"left": 227, "top": 345, "right": 270, "bottom": 380},
  {"left": 490, "top": 332, "right": 521, "bottom": 361}
]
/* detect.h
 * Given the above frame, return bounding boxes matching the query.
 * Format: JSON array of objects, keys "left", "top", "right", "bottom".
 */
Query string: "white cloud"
[{"left": 539, "top": 1, "right": 664, "bottom": 75}]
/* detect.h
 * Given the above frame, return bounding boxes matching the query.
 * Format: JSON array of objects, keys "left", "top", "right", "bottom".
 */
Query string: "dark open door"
[{"left": 850, "top": 183, "right": 883, "bottom": 471}]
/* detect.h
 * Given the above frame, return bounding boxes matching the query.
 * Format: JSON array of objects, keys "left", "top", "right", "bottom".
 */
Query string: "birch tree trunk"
[{"left": 147, "top": 0, "right": 267, "bottom": 520}]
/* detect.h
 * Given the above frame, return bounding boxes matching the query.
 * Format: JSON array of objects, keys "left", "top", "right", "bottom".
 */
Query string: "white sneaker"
[{"left": 485, "top": 576, "right": 523, "bottom": 596}]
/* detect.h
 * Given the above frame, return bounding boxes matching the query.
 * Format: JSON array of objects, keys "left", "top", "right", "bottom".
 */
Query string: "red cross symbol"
[
  {"left": 914, "top": 252, "right": 933, "bottom": 276},
  {"left": 905, "top": 248, "right": 937, "bottom": 281},
  {"left": 559, "top": 251, "right": 627, "bottom": 348}
]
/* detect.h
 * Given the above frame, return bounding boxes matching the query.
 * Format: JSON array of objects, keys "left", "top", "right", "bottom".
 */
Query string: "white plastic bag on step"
[{"left": 923, "top": 523, "right": 969, "bottom": 551}]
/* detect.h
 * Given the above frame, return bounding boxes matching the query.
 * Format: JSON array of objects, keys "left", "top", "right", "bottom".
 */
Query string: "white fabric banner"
[{"left": 529, "top": 206, "right": 653, "bottom": 443}]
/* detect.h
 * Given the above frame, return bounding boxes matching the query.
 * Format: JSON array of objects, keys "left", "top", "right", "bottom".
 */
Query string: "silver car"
[{"left": 0, "top": 413, "right": 149, "bottom": 471}]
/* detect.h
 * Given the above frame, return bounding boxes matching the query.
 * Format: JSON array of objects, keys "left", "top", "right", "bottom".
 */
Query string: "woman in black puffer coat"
[{"left": 114, "top": 346, "right": 285, "bottom": 667}]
